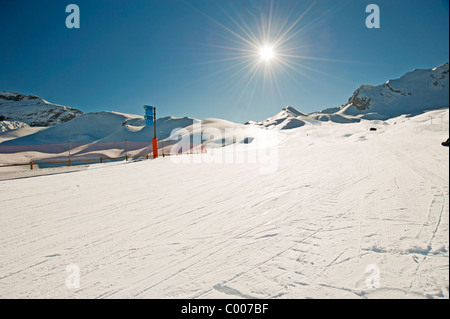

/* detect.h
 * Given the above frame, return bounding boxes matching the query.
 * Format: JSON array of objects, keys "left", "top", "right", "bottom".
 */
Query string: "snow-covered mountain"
[
  {"left": 0, "top": 111, "right": 205, "bottom": 161},
  {"left": 251, "top": 63, "right": 449, "bottom": 128},
  {"left": 0, "top": 110, "right": 262, "bottom": 163},
  {"left": 0, "top": 91, "right": 83, "bottom": 130},
  {"left": 249, "top": 106, "right": 308, "bottom": 130},
  {"left": 1, "top": 62, "right": 448, "bottom": 150},
  {"left": 338, "top": 62, "right": 449, "bottom": 120},
  {"left": 249, "top": 104, "right": 355, "bottom": 130},
  {"left": 0, "top": 111, "right": 199, "bottom": 145}
]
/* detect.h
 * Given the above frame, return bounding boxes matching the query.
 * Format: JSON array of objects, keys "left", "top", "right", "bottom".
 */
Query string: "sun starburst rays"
[{"left": 185, "top": 0, "right": 339, "bottom": 110}]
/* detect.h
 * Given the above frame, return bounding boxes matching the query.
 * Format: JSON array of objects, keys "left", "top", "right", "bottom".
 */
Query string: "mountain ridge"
[
  {"left": 1, "top": 63, "right": 448, "bottom": 134},
  {"left": 0, "top": 91, "right": 83, "bottom": 131},
  {"left": 250, "top": 62, "right": 449, "bottom": 130},
  {"left": 338, "top": 62, "right": 449, "bottom": 119}
]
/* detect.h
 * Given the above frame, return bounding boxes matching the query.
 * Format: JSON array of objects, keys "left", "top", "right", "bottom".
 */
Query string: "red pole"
[
  {"left": 152, "top": 107, "right": 158, "bottom": 158},
  {"left": 153, "top": 138, "right": 158, "bottom": 158}
]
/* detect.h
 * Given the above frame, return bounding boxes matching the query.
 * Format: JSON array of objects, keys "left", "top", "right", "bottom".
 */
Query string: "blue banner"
[{"left": 144, "top": 105, "right": 154, "bottom": 126}]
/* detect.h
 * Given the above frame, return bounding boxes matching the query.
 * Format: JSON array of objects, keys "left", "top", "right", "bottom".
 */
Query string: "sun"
[
  {"left": 193, "top": 1, "right": 334, "bottom": 103},
  {"left": 260, "top": 46, "right": 274, "bottom": 61}
]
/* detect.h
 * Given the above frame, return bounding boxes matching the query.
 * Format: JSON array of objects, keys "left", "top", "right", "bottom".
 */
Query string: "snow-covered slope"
[
  {"left": 0, "top": 126, "right": 48, "bottom": 144},
  {"left": 0, "top": 112, "right": 197, "bottom": 146},
  {"left": 338, "top": 63, "right": 449, "bottom": 119},
  {"left": 2, "top": 111, "right": 142, "bottom": 145},
  {"left": 0, "top": 111, "right": 264, "bottom": 163},
  {"left": 0, "top": 108, "right": 447, "bottom": 299},
  {"left": 0, "top": 91, "right": 83, "bottom": 128},
  {"left": 0, "top": 111, "right": 207, "bottom": 162}
]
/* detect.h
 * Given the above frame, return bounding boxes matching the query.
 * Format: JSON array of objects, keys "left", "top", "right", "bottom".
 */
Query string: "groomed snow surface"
[{"left": 0, "top": 109, "right": 448, "bottom": 299}]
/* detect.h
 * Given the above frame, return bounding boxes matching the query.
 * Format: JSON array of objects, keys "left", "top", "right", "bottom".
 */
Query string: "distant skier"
[{"left": 442, "top": 138, "right": 449, "bottom": 147}]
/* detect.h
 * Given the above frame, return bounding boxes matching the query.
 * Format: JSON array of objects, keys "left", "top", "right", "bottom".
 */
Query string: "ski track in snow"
[{"left": 0, "top": 109, "right": 448, "bottom": 299}]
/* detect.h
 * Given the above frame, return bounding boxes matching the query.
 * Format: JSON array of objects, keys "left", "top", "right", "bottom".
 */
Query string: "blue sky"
[{"left": 0, "top": 0, "right": 448, "bottom": 123}]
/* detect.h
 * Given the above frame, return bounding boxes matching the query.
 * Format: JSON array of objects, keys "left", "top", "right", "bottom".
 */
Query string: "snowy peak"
[
  {"left": 432, "top": 62, "right": 449, "bottom": 73},
  {"left": 340, "top": 62, "right": 449, "bottom": 119},
  {"left": 0, "top": 91, "right": 83, "bottom": 128},
  {"left": 0, "top": 91, "right": 43, "bottom": 102},
  {"left": 249, "top": 105, "right": 308, "bottom": 130},
  {"left": 282, "top": 106, "right": 307, "bottom": 117}
]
